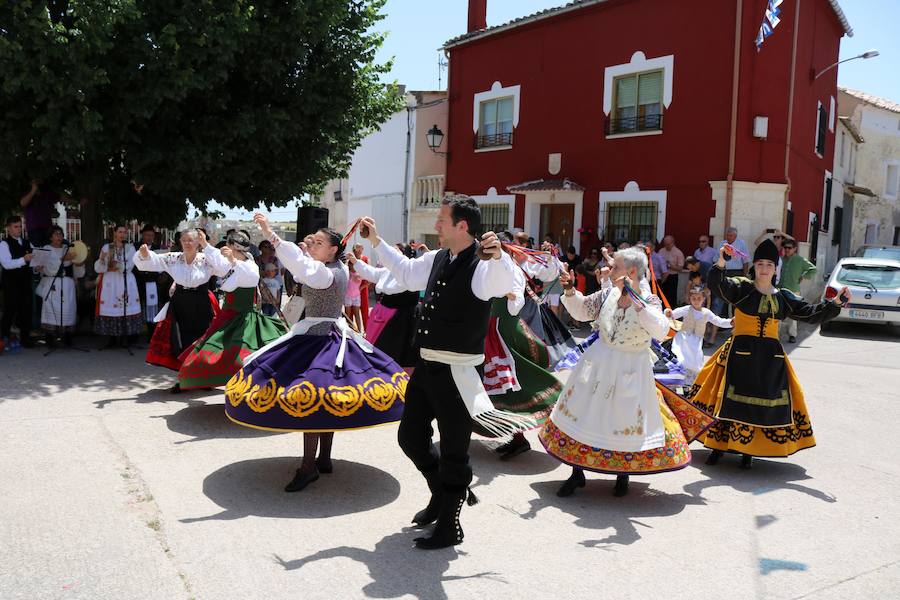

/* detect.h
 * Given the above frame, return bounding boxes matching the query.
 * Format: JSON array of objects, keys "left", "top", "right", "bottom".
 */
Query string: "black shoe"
[
  {"left": 613, "top": 475, "right": 629, "bottom": 497},
  {"left": 557, "top": 469, "right": 586, "bottom": 497},
  {"left": 740, "top": 454, "right": 754, "bottom": 470},
  {"left": 284, "top": 468, "right": 320, "bottom": 492},
  {"left": 316, "top": 458, "right": 333, "bottom": 474},
  {"left": 63, "top": 334, "right": 73, "bottom": 347},
  {"left": 414, "top": 489, "right": 475, "bottom": 550},
  {"left": 102, "top": 337, "right": 119, "bottom": 349},
  {"left": 411, "top": 469, "right": 442, "bottom": 526},
  {"left": 168, "top": 383, "right": 181, "bottom": 394},
  {"left": 45, "top": 335, "right": 57, "bottom": 348},
  {"left": 788, "top": 336, "right": 797, "bottom": 344},
  {"left": 706, "top": 450, "right": 723, "bottom": 465},
  {"left": 500, "top": 438, "right": 531, "bottom": 461}
]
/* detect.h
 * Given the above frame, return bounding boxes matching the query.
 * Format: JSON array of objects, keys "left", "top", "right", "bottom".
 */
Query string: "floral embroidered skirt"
[
  {"left": 225, "top": 328, "right": 408, "bottom": 432},
  {"left": 686, "top": 338, "right": 816, "bottom": 457},
  {"left": 178, "top": 305, "right": 287, "bottom": 390},
  {"left": 539, "top": 383, "right": 714, "bottom": 475}
]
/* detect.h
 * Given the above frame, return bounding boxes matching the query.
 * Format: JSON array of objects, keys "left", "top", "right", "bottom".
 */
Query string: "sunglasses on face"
[{"left": 773, "top": 235, "right": 783, "bottom": 239}]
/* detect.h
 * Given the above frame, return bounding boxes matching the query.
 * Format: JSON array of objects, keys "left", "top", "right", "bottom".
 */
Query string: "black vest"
[
  {"left": 3, "top": 237, "right": 32, "bottom": 283},
  {"left": 417, "top": 243, "right": 492, "bottom": 355}
]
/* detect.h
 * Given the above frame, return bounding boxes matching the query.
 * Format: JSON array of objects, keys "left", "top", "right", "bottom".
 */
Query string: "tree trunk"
[{"left": 76, "top": 172, "right": 105, "bottom": 276}]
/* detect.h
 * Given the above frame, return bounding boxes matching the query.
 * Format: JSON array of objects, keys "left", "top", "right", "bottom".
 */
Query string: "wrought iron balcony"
[
  {"left": 475, "top": 132, "right": 513, "bottom": 149},
  {"left": 605, "top": 113, "right": 664, "bottom": 136}
]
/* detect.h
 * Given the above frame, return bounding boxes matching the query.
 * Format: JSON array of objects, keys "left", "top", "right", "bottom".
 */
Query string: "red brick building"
[{"left": 441, "top": 0, "right": 852, "bottom": 255}]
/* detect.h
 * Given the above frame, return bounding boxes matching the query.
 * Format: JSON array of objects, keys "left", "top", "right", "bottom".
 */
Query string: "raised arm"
[
  {"left": 133, "top": 245, "right": 170, "bottom": 273},
  {"left": 472, "top": 250, "right": 516, "bottom": 301},
  {"left": 351, "top": 256, "right": 408, "bottom": 294},
  {"left": 782, "top": 289, "right": 843, "bottom": 325},
  {"left": 272, "top": 236, "right": 334, "bottom": 289},
  {"left": 669, "top": 305, "right": 692, "bottom": 320},
  {"left": 708, "top": 246, "right": 753, "bottom": 305}
]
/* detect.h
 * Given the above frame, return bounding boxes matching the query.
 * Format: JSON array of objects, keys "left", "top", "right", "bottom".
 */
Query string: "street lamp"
[
  {"left": 426, "top": 124, "right": 446, "bottom": 155},
  {"left": 813, "top": 49, "right": 879, "bottom": 80}
]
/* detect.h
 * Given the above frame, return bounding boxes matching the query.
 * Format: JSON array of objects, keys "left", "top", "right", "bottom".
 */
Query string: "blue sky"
[{"left": 216, "top": 0, "right": 898, "bottom": 221}]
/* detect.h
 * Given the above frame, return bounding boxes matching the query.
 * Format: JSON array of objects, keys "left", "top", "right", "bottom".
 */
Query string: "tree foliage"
[{"left": 0, "top": 0, "right": 400, "bottom": 238}]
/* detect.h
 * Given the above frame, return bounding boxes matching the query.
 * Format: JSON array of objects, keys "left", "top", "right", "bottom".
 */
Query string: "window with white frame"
[
  {"left": 477, "top": 97, "right": 514, "bottom": 149},
  {"left": 611, "top": 70, "right": 663, "bottom": 134},
  {"left": 815, "top": 101, "right": 827, "bottom": 156},
  {"left": 885, "top": 163, "right": 899, "bottom": 199},
  {"left": 605, "top": 202, "right": 658, "bottom": 244}
]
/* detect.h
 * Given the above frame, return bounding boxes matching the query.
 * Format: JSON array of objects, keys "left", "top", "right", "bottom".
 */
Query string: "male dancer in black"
[
  {"left": 0, "top": 216, "right": 36, "bottom": 348},
  {"left": 361, "top": 196, "right": 516, "bottom": 549}
]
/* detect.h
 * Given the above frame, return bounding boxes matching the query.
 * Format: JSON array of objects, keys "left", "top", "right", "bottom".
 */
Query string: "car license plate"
[{"left": 849, "top": 309, "right": 884, "bottom": 320}]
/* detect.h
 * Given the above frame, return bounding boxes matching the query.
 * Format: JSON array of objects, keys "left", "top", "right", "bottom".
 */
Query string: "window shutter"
[
  {"left": 616, "top": 76, "right": 637, "bottom": 108},
  {"left": 822, "top": 177, "right": 833, "bottom": 231},
  {"left": 816, "top": 105, "right": 827, "bottom": 155},
  {"left": 638, "top": 71, "right": 662, "bottom": 105},
  {"left": 832, "top": 206, "right": 843, "bottom": 246}
]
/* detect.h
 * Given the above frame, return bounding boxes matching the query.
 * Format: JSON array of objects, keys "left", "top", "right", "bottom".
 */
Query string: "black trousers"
[
  {"left": 1, "top": 276, "right": 32, "bottom": 340},
  {"left": 397, "top": 359, "right": 473, "bottom": 492}
]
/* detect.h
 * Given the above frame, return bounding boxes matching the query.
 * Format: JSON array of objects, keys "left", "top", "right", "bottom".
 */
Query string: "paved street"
[{"left": 1, "top": 323, "right": 899, "bottom": 600}]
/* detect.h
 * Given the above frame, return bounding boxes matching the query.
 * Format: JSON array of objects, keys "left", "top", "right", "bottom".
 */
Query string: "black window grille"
[
  {"left": 605, "top": 202, "right": 657, "bottom": 244},
  {"left": 605, "top": 113, "right": 664, "bottom": 135},
  {"left": 475, "top": 132, "right": 514, "bottom": 149}
]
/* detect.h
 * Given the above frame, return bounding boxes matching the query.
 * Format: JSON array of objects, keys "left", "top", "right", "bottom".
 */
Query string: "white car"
[{"left": 821, "top": 257, "right": 900, "bottom": 329}]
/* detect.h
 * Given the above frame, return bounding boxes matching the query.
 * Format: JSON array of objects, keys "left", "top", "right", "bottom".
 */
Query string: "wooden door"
[{"left": 540, "top": 204, "right": 575, "bottom": 251}]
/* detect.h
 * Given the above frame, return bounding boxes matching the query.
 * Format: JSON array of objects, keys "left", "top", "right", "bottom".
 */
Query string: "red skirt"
[{"left": 146, "top": 290, "right": 219, "bottom": 371}]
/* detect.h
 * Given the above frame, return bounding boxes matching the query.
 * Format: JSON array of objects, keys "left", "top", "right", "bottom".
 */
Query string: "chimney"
[{"left": 468, "top": 0, "right": 487, "bottom": 33}]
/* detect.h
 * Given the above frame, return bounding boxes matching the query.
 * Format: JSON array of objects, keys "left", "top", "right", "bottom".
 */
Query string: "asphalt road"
[{"left": 1, "top": 321, "right": 898, "bottom": 600}]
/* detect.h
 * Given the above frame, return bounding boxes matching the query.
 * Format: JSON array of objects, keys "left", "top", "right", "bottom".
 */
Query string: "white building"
[
  {"left": 833, "top": 88, "right": 900, "bottom": 261},
  {"left": 316, "top": 90, "right": 448, "bottom": 251}
]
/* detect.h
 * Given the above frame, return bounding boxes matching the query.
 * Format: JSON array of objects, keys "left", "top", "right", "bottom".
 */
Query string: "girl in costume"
[
  {"left": 36, "top": 225, "right": 86, "bottom": 346},
  {"left": 176, "top": 231, "right": 287, "bottom": 390},
  {"left": 135, "top": 229, "right": 221, "bottom": 392},
  {"left": 538, "top": 248, "right": 715, "bottom": 497},
  {"left": 94, "top": 225, "right": 143, "bottom": 345},
  {"left": 687, "top": 240, "right": 849, "bottom": 469},
  {"left": 225, "top": 214, "right": 407, "bottom": 493},
  {"left": 665, "top": 285, "right": 733, "bottom": 386}
]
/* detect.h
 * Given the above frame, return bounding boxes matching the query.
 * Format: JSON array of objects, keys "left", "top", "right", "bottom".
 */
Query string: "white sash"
[{"left": 241, "top": 316, "right": 373, "bottom": 369}]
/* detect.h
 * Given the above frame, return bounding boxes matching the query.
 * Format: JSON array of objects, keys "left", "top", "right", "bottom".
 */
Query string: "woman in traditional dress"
[
  {"left": 93, "top": 224, "right": 143, "bottom": 346},
  {"left": 538, "top": 248, "right": 715, "bottom": 497},
  {"left": 687, "top": 240, "right": 849, "bottom": 469},
  {"left": 347, "top": 252, "right": 420, "bottom": 370},
  {"left": 479, "top": 237, "right": 564, "bottom": 460},
  {"left": 36, "top": 225, "right": 85, "bottom": 346},
  {"left": 225, "top": 214, "right": 407, "bottom": 493},
  {"left": 176, "top": 231, "right": 287, "bottom": 390},
  {"left": 517, "top": 244, "right": 577, "bottom": 365},
  {"left": 134, "top": 229, "right": 221, "bottom": 392}
]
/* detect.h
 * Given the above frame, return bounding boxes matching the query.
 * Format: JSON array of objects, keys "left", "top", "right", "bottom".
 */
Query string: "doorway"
[{"left": 540, "top": 204, "right": 575, "bottom": 251}]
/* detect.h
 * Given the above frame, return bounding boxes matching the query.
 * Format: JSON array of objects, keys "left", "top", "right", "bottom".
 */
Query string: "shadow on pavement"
[
  {"left": 468, "top": 440, "right": 560, "bottom": 488},
  {"left": 818, "top": 320, "right": 900, "bottom": 342},
  {"left": 92, "top": 385, "right": 217, "bottom": 409},
  {"left": 180, "top": 457, "right": 401, "bottom": 523},
  {"left": 684, "top": 449, "right": 836, "bottom": 503},
  {"left": 519, "top": 478, "right": 705, "bottom": 549},
  {"left": 273, "top": 531, "right": 505, "bottom": 600},
  {"left": 154, "top": 402, "right": 287, "bottom": 443}
]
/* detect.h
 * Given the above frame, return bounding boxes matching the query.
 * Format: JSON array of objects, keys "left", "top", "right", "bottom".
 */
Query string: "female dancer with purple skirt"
[{"left": 225, "top": 214, "right": 408, "bottom": 492}]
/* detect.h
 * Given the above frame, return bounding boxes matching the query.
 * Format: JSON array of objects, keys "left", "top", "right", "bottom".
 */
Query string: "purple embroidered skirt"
[{"left": 225, "top": 329, "right": 408, "bottom": 432}]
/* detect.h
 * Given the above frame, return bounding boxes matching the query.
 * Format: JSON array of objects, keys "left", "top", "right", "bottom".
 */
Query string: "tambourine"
[{"left": 69, "top": 240, "right": 89, "bottom": 264}]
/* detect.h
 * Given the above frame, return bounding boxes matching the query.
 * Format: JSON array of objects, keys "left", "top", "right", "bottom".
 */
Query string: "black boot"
[
  {"left": 168, "top": 383, "right": 181, "bottom": 394},
  {"left": 499, "top": 436, "right": 531, "bottom": 461},
  {"left": 284, "top": 467, "right": 320, "bottom": 492},
  {"left": 557, "top": 468, "right": 586, "bottom": 497},
  {"left": 414, "top": 488, "right": 476, "bottom": 550},
  {"left": 706, "top": 449, "right": 723, "bottom": 465},
  {"left": 315, "top": 458, "right": 333, "bottom": 474},
  {"left": 613, "top": 475, "right": 629, "bottom": 497},
  {"left": 411, "top": 469, "right": 442, "bottom": 526},
  {"left": 740, "top": 454, "right": 754, "bottom": 470}
]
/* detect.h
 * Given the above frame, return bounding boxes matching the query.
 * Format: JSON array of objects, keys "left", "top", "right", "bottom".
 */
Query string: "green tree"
[{"left": 0, "top": 0, "right": 400, "bottom": 248}]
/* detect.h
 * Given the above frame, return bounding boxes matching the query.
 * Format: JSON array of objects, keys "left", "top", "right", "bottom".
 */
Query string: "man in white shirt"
[
  {"left": 0, "top": 216, "right": 35, "bottom": 347},
  {"left": 360, "top": 196, "right": 516, "bottom": 550}
]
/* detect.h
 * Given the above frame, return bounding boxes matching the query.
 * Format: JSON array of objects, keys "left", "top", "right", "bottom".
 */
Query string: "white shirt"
[
  {"left": 352, "top": 258, "right": 410, "bottom": 295},
  {"left": 134, "top": 244, "right": 222, "bottom": 288},
  {"left": 214, "top": 255, "right": 261, "bottom": 292},
  {"left": 506, "top": 267, "right": 526, "bottom": 316},
  {"left": 270, "top": 234, "right": 342, "bottom": 290},
  {"left": 0, "top": 237, "right": 28, "bottom": 270},
  {"left": 519, "top": 254, "right": 563, "bottom": 282},
  {"left": 373, "top": 237, "right": 516, "bottom": 302}
]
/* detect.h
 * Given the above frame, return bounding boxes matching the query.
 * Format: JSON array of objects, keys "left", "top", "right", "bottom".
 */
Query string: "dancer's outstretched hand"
[
  {"left": 138, "top": 244, "right": 150, "bottom": 259},
  {"left": 479, "top": 231, "right": 502, "bottom": 260},
  {"left": 254, "top": 213, "right": 272, "bottom": 237}
]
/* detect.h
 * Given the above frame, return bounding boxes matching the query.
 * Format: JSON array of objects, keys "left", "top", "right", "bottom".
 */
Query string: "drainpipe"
[
  {"left": 402, "top": 102, "right": 412, "bottom": 243},
  {"left": 782, "top": 0, "right": 801, "bottom": 232},
  {"left": 724, "top": 0, "right": 743, "bottom": 233}
]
